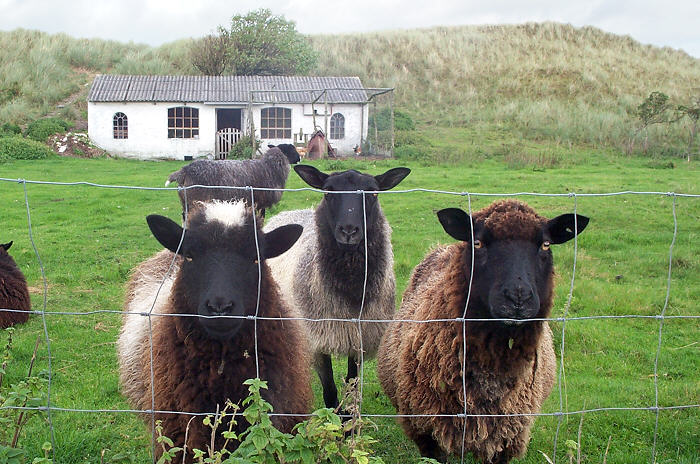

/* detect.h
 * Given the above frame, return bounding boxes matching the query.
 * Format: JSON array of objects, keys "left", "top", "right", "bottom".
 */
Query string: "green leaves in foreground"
[{"left": 155, "top": 378, "right": 386, "bottom": 464}]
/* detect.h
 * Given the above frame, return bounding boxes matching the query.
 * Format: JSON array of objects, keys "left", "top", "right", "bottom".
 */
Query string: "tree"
[
  {"left": 189, "top": 9, "right": 318, "bottom": 76},
  {"left": 677, "top": 94, "right": 699, "bottom": 160},
  {"left": 190, "top": 33, "right": 230, "bottom": 76}
]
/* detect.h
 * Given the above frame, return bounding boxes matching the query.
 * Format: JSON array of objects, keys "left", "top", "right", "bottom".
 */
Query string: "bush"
[
  {"left": 394, "top": 130, "right": 431, "bottom": 148},
  {"left": 228, "top": 134, "right": 260, "bottom": 160},
  {"left": 24, "top": 117, "right": 72, "bottom": 142},
  {"left": 370, "top": 108, "right": 416, "bottom": 132},
  {"left": 0, "top": 135, "right": 54, "bottom": 162},
  {"left": 394, "top": 145, "right": 429, "bottom": 160},
  {"left": 0, "top": 122, "right": 21, "bottom": 137}
]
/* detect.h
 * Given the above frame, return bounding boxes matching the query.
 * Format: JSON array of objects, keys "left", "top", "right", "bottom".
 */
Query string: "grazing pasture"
[{"left": 0, "top": 148, "right": 697, "bottom": 463}]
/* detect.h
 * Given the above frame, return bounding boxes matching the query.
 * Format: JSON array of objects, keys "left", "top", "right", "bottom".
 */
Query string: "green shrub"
[
  {"left": 24, "top": 117, "right": 72, "bottom": 142},
  {"left": 0, "top": 122, "right": 21, "bottom": 137},
  {"left": 228, "top": 134, "right": 260, "bottom": 160},
  {"left": 0, "top": 135, "right": 54, "bottom": 162},
  {"left": 394, "top": 130, "right": 431, "bottom": 148},
  {"left": 394, "top": 145, "right": 429, "bottom": 160},
  {"left": 370, "top": 108, "right": 416, "bottom": 132}
]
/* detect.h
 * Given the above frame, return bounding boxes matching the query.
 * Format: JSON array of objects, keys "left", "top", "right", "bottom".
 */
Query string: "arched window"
[
  {"left": 168, "top": 106, "right": 199, "bottom": 138},
  {"left": 330, "top": 113, "right": 345, "bottom": 139},
  {"left": 113, "top": 112, "right": 128, "bottom": 139},
  {"left": 260, "top": 107, "right": 291, "bottom": 139}
]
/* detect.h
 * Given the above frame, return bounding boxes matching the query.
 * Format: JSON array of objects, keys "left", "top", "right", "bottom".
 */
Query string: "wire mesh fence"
[{"left": 0, "top": 176, "right": 698, "bottom": 463}]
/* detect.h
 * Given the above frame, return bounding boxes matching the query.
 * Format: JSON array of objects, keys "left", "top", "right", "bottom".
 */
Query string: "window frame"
[
  {"left": 167, "top": 106, "right": 199, "bottom": 139},
  {"left": 329, "top": 113, "right": 345, "bottom": 140},
  {"left": 260, "top": 107, "right": 292, "bottom": 139},
  {"left": 113, "top": 112, "right": 128, "bottom": 139}
]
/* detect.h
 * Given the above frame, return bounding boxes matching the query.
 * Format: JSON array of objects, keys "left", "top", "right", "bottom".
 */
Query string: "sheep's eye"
[
  {"left": 473, "top": 240, "right": 483, "bottom": 249},
  {"left": 541, "top": 241, "right": 551, "bottom": 251}
]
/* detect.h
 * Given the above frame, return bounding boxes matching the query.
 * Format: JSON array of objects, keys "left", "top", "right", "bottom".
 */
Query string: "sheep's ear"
[
  {"left": 545, "top": 214, "right": 590, "bottom": 244},
  {"left": 294, "top": 165, "right": 329, "bottom": 189},
  {"left": 146, "top": 215, "right": 185, "bottom": 254},
  {"left": 268, "top": 144, "right": 276, "bottom": 149},
  {"left": 0, "top": 241, "right": 12, "bottom": 251},
  {"left": 375, "top": 167, "right": 411, "bottom": 191},
  {"left": 437, "top": 208, "right": 473, "bottom": 242},
  {"left": 263, "top": 224, "right": 303, "bottom": 259}
]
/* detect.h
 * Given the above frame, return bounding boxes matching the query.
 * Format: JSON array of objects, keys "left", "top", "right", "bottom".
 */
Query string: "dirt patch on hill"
[{"left": 49, "top": 132, "right": 109, "bottom": 158}]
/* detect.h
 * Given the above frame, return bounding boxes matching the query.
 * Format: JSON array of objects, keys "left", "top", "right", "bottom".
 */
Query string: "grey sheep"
[
  {"left": 263, "top": 165, "right": 410, "bottom": 410},
  {"left": 166, "top": 144, "right": 300, "bottom": 217}
]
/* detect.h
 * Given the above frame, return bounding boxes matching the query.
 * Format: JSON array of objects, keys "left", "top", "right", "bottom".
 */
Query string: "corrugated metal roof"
[{"left": 88, "top": 75, "right": 369, "bottom": 104}]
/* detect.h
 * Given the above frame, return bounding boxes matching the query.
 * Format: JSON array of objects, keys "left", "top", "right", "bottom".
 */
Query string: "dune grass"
[
  {"left": 0, "top": 145, "right": 697, "bottom": 463},
  {"left": 2, "top": 22, "right": 699, "bottom": 156}
]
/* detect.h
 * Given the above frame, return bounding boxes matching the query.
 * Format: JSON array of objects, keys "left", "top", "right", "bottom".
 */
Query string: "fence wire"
[{"left": 0, "top": 178, "right": 697, "bottom": 464}]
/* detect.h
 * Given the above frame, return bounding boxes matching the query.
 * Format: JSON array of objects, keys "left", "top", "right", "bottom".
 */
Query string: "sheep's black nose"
[
  {"left": 338, "top": 224, "right": 360, "bottom": 241},
  {"left": 204, "top": 298, "right": 235, "bottom": 316},
  {"left": 503, "top": 284, "right": 534, "bottom": 307}
]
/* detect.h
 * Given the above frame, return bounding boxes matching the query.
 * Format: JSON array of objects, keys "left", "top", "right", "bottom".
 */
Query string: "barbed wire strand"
[
  {"left": 552, "top": 194, "right": 579, "bottom": 463},
  {"left": 460, "top": 193, "right": 475, "bottom": 464},
  {"left": 651, "top": 193, "right": 677, "bottom": 463},
  {"left": 21, "top": 180, "right": 55, "bottom": 456},
  {"left": 3, "top": 177, "right": 700, "bottom": 198},
  {"left": 2, "top": 403, "right": 698, "bottom": 417},
  {"left": 357, "top": 191, "right": 369, "bottom": 419},
  {"left": 145, "top": 186, "right": 189, "bottom": 463},
  {"left": 249, "top": 187, "right": 262, "bottom": 379},
  {"left": 2, "top": 307, "right": 699, "bottom": 323}
]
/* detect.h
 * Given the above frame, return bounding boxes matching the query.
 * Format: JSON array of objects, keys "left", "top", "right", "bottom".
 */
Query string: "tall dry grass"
[
  {"left": 312, "top": 22, "right": 700, "bottom": 150},
  {"left": 1, "top": 23, "right": 698, "bottom": 153},
  {"left": 0, "top": 29, "right": 194, "bottom": 124}
]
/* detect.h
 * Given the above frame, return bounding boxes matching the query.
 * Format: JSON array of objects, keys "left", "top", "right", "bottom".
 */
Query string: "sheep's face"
[
  {"left": 438, "top": 202, "right": 589, "bottom": 325},
  {"left": 269, "top": 144, "right": 301, "bottom": 164},
  {"left": 146, "top": 201, "right": 302, "bottom": 341},
  {"left": 294, "top": 165, "right": 410, "bottom": 251}
]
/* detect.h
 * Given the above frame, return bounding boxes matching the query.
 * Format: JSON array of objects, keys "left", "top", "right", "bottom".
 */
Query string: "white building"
[{"left": 87, "top": 75, "right": 372, "bottom": 160}]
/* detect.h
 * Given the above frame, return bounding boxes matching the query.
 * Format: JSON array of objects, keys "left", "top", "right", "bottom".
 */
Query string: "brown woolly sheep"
[
  {"left": 0, "top": 241, "right": 30, "bottom": 328},
  {"left": 117, "top": 200, "right": 311, "bottom": 462},
  {"left": 377, "top": 199, "right": 589, "bottom": 463}
]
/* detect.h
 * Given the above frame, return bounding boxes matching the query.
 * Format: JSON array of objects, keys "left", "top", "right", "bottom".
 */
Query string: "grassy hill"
[{"left": 1, "top": 23, "right": 699, "bottom": 154}]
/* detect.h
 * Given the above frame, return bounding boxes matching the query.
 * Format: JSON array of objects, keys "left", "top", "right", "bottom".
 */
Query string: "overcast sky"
[{"left": 1, "top": 0, "right": 698, "bottom": 58}]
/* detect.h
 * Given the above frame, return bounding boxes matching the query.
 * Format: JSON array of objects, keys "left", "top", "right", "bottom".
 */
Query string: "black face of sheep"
[
  {"left": 294, "top": 165, "right": 411, "bottom": 250},
  {"left": 145, "top": 208, "right": 302, "bottom": 341},
  {"left": 438, "top": 207, "right": 589, "bottom": 324},
  {"left": 268, "top": 143, "right": 301, "bottom": 164}
]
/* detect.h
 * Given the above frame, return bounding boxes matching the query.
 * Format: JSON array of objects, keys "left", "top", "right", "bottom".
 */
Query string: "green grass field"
[{"left": 0, "top": 147, "right": 698, "bottom": 463}]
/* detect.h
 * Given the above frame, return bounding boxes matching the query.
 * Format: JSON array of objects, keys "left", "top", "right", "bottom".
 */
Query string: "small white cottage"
[{"left": 87, "top": 75, "right": 371, "bottom": 160}]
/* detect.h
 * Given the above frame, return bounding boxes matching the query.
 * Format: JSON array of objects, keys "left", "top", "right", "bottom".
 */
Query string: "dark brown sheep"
[
  {"left": 0, "top": 241, "right": 30, "bottom": 328},
  {"left": 377, "top": 199, "right": 589, "bottom": 463},
  {"left": 118, "top": 200, "right": 311, "bottom": 462}
]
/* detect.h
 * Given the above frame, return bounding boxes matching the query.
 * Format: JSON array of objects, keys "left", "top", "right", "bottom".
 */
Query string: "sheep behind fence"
[{"left": 0, "top": 176, "right": 698, "bottom": 464}]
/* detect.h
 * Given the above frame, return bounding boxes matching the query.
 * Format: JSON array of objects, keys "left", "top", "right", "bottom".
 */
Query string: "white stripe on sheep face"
[{"left": 201, "top": 200, "right": 248, "bottom": 230}]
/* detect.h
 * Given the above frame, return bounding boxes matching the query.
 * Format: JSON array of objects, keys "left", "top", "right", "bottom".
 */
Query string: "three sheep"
[
  {"left": 377, "top": 199, "right": 589, "bottom": 463},
  {"left": 125, "top": 159, "right": 590, "bottom": 463},
  {"left": 0, "top": 241, "right": 30, "bottom": 329},
  {"left": 166, "top": 143, "right": 300, "bottom": 217},
  {"left": 117, "top": 200, "right": 311, "bottom": 462},
  {"left": 264, "top": 165, "right": 410, "bottom": 409}
]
